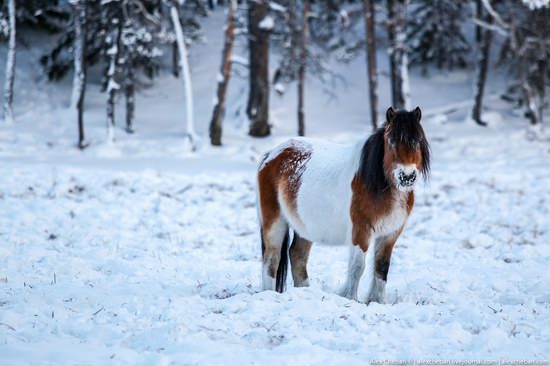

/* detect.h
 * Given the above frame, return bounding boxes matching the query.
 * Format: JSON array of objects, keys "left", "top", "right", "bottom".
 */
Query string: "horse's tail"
[{"left": 275, "top": 230, "right": 292, "bottom": 293}]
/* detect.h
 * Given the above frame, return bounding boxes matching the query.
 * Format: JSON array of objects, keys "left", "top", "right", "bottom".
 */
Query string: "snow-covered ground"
[{"left": 1, "top": 9, "right": 550, "bottom": 366}]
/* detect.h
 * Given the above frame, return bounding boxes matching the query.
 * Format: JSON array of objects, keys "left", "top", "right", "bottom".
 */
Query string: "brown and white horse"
[{"left": 256, "top": 107, "right": 430, "bottom": 303}]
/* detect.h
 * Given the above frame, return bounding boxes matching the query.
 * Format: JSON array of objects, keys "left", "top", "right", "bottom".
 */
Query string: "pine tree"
[
  {"left": 407, "top": 0, "right": 470, "bottom": 72},
  {"left": 486, "top": 0, "right": 550, "bottom": 125}
]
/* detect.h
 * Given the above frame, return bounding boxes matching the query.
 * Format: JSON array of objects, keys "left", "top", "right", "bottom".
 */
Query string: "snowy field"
[{"left": 1, "top": 9, "right": 550, "bottom": 366}]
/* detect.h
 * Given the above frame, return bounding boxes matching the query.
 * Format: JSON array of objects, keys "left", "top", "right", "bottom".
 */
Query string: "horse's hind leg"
[
  {"left": 261, "top": 215, "right": 289, "bottom": 292},
  {"left": 289, "top": 232, "right": 312, "bottom": 287}
]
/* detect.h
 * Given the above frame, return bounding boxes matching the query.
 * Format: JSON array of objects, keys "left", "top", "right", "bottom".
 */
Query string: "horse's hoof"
[
  {"left": 339, "top": 286, "right": 357, "bottom": 301},
  {"left": 294, "top": 278, "right": 310, "bottom": 288},
  {"left": 366, "top": 294, "right": 386, "bottom": 305}
]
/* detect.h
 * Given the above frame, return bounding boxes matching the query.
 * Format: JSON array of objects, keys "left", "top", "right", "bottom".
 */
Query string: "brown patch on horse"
[
  {"left": 257, "top": 164, "right": 280, "bottom": 234},
  {"left": 406, "top": 191, "right": 414, "bottom": 215},
  {"left": 350, "top": 175, "right": 395, "bottom": 252},
  {"left": 258, "top": 142, "right": 311, "bottom": 231},
  {"left": 396, "top": 144, "right": 423, "bottom": 167},
  {"left": 350, "top": 175, "right": 415, "bottom": 253},
  {"left": 289, "top": 233, "right": 312, "bottom": 286},
  {"left": 374, "top": 230, "right": 401, "bottom": 281}
]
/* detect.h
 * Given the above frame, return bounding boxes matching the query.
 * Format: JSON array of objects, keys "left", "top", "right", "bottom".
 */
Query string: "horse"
[{"left": 256, "top": 106, "right": 430, "bottom": 304}]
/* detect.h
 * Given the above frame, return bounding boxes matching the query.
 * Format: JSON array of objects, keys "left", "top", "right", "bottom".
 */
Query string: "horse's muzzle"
[{"left": 398, "top": 170, "right": 417, "bottom": 188}]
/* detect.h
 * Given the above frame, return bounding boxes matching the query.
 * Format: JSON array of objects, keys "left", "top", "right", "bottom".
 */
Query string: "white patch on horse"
[
  {"left": 374, "top": 191, "right": 409, "bottom": 237},
  {"left": 262, "top": 216, "right": 288, "bottom": 291},
  {"left": 367, "top": 276, "right": 387, "bottom": 304},
  {"left": 293, "top": 138, "right": 363, "bottom": 246},
  {"left": 262, "top": 264, "right": 276, "bottom": 291}
]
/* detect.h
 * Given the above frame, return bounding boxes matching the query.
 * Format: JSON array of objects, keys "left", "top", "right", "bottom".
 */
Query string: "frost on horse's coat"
[{"left": 257, "top": 107, "right": 430, "bottom": 302}]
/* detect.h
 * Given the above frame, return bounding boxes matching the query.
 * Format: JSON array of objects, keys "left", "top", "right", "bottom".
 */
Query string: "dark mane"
[
  {"left": 358, "top": 110, "right": 431, "bottom": 195},
  {"left": 358, "top": 128, "right": 389, "bottom": 196}
]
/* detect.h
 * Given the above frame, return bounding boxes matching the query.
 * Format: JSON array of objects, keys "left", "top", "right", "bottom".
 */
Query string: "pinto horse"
[{"left": 256, "top": 107, "right": 430, "bottom": 303}]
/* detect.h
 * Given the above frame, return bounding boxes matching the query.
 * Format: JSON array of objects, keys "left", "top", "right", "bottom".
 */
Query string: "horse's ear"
[
  {"left": 413, "top": 106, "right": 422, "bottom": 122},
  {"left": 386, "top": 107, "right": 396, "bottom": 123}
]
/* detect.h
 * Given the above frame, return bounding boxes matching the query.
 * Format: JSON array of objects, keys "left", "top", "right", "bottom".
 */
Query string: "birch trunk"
[
  {"left": 3, "top": 0, "right": 16, "bottom": 124},
  {"left": 209, "top": 0, "right": 237, "bottom": 146},
  {"left": 171, "top": 3, "right": 197, "bottom": 144},
  {"left": 106, "top": 16, "right": 123, "bottom": 144},
  {"left": 71, "top": 0, "right": 87, "bottom": 147}
]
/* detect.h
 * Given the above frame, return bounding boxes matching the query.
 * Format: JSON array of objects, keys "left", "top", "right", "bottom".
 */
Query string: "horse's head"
[{"left": 383, "top": 107, "right": 430, "bottom": 192}]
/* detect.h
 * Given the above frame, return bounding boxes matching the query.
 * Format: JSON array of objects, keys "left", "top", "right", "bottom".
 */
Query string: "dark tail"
[{"left": 275, "top": 230, "right": 292, "bottom": 293}]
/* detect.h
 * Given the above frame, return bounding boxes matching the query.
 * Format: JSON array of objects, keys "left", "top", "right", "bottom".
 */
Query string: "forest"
[
  {"left": 1, "top": 0, "right": 549, "bottom": 364},
  {"left": 1, "top": 0, "right": 549, "bottom": 145}
]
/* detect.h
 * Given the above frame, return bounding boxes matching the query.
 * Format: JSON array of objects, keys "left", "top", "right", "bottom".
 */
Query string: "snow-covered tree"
[
  {"left": 407, "top": 0, "right": 470, "bottom": 72},
  {"left": 270, "top": 0, "right": 365, "bottom": 134},
  {"left": 41, "top": 0, "right": 204, "bottom": 144},
  {"left": 484, "top": 0, "right": 550, "bottom": 125}
]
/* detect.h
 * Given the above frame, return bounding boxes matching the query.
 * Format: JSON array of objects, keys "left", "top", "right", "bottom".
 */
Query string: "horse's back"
[{"left": 258, "top": 137, "right": 361, "bottom": 246}]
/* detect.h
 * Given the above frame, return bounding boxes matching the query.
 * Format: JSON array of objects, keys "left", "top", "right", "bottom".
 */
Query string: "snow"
[
  {"left": 259, "top": 16, "right": 274, "bottom": 31},
  {"left": 521, "top": 0, "right": 550, "bottom": 9},
  {"left": 269, "top": 2, "right": 287, "bottom": 13},
  {"left": 1, "top": 126, "right": 550, "bottom": 364},
  {"left": 0, "top": 7, "right": 550, "bottom": 365}
]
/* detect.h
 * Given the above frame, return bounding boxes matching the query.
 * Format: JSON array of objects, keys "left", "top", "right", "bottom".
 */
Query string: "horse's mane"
[
  {"left": 358, "top": 110, "right": 430, "bottom": 196},
  {"left": 358, "top": 128, "right": 388, "bottom": 196}
]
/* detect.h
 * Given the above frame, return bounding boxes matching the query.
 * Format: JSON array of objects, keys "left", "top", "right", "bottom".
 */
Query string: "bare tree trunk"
[
  {"left": 363, "top": 0, "right": 378, "bottom": 130},
  {"left": 106, "top": 14, "right": 123, "bottom": 144},
  {"left": 71, "top": 0, "right": 87, "bottom": 148},
  {"left": 209, "top": 0, "right": 237, "bottom": 146},
  {"left": 3, "top": 0, "right": 16, "bottom": 124},
  {"left": 171, "top": 2, "right": 197, "bottom": 144},
  {"left": 125, "top": 60, "right": 135, "bottom": 133},
  {"left": 297, "top": 0, "right": 308, "bottom": 137},
  {"left": 172, "top": 41, "right": 179, "bottom": 78},
  {"left": 472, "top": 11, "right": 493, "bottom": 126},
  {"left": 387, "top": 0, "right": 407, "bottom": 109},
  {"left": 247, "top": 0, "right": 270, "bottom": 137},
  {"left": 475, "top": 0, "right": 483, "bottom": 43}
]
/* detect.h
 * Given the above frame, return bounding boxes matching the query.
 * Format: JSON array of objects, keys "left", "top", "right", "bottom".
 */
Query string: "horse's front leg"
[
  {"left": 366, "top": 229, "right": 402, "bottom": 304},
  {"left": 340, "top": 231, "right": 373, "bottom": 301}
]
